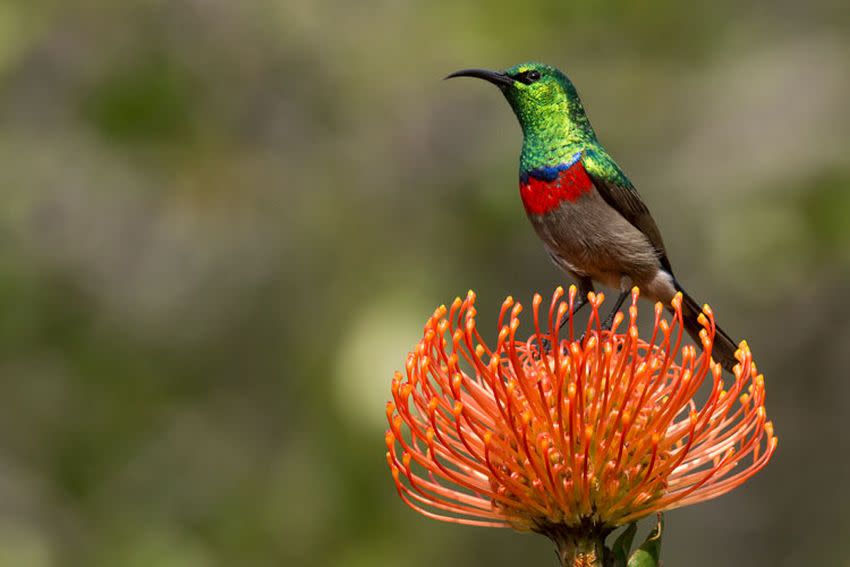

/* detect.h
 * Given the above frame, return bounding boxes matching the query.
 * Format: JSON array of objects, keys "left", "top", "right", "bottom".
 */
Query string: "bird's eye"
[{"left": 515, "top": 70, "right": 541, "bottom": 85}]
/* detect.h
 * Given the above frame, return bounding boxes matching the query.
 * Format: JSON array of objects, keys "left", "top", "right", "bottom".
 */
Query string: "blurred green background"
[{"left": 0, "top": 1, "right": 848, "bottom": 566}]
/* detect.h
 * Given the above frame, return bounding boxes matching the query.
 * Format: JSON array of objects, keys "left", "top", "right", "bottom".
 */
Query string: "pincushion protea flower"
[{"left": 385, "top": 287, "right": 776, "bottom": 566}]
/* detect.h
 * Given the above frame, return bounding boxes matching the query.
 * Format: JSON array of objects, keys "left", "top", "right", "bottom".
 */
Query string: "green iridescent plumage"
[{"left": 501, "top": 62, "right": 629, "bottom": 188}]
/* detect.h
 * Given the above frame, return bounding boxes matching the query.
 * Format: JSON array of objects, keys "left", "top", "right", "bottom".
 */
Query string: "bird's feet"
[
  {"left": 537, "top": 336, "right": 569, "bottom": 357},
  {"left": 538, "top": 337, "right": 555, "bottom": 356},
  {"left": 537, "top": 334, "right": 585, "bottom": 357}
]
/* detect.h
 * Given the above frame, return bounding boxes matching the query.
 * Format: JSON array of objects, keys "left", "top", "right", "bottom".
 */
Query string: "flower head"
[{"left": 385, "top": 287, "right": 776, "bottom": 532}]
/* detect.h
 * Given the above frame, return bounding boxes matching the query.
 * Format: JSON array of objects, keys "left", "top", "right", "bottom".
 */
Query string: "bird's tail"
[{"left": 675, "top": 284, "right": 739, "bottom": 373}]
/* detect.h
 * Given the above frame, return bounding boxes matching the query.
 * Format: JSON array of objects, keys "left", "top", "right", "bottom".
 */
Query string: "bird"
[{"left": 446, "top": 62, "right": 739, "bottom": 371}]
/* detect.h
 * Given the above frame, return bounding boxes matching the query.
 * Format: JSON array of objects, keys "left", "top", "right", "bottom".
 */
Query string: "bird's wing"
[{"left": 581, "top": 152, "right": 673, "bottom": 274}]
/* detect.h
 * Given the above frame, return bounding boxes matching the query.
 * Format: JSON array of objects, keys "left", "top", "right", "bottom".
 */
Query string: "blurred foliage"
[
  {"left": 82, "top": 53, "right": 197, "bottom": 145},
  {"left": 0, "top": 1, "right": 848, "bottom": 566}
]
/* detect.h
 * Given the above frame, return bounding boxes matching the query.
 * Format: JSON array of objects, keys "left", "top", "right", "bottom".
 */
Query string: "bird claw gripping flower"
[{"left": 385, "top": 286, "right": 776, "bottom": 566}]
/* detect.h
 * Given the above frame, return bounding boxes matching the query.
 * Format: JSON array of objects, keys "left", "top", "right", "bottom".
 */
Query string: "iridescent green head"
[{"left": 447, "top": 62, "right": 598, "bottom": 170}]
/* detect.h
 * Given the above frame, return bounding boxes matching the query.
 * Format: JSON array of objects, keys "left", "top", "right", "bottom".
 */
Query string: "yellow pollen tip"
[{"left": 557, "top": 303, "right": 568, "bottom": 319}]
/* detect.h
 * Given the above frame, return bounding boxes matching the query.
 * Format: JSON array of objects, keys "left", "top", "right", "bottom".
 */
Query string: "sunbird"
[{"left": 447, "top": 62, "right": 738, "bottom": 371}]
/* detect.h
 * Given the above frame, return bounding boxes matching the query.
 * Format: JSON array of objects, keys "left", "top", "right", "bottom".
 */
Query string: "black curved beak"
[{"left": 445, "top": 68, "right": 514, "bottom": 88}]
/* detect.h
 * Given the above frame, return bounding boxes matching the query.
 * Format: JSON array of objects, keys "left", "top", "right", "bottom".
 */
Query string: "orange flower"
[{"left": 385, "top": 287, "right": 776, "bottom": 532}]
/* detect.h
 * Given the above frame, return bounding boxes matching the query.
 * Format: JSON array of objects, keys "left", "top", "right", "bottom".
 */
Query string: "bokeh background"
[{"left": 0, "top": 1, "right": 848, "bottom": 566}]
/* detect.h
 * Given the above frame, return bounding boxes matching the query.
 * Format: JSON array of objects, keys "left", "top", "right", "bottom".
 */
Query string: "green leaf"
[
  {"left": 627, "top": 514, "right": 663, "bottom": 567},
  {"left": 611, "top": 522, "right": 637, "bottom": 567}
]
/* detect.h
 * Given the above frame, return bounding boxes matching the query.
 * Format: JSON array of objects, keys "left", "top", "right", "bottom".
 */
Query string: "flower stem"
[{"left": 538, "top": 524, "right": 610, "bottom": 567}]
